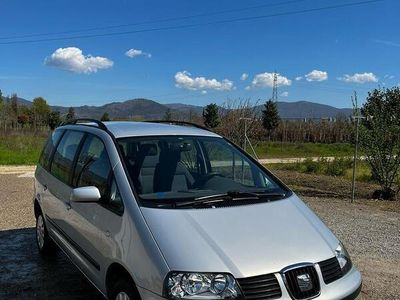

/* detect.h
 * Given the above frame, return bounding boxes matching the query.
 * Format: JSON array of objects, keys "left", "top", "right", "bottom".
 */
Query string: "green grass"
[
  {"left": 254, "top": 142, "right": 354, "bottom": 159},
  {"left": 0, "top": 134, "right": 47, "bottom": 165},
  {"left": 267, "top": 158, "right": 374, "bottom": 183}
]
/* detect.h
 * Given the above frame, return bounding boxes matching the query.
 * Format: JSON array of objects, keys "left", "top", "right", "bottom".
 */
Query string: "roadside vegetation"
[
  {"left": 254, "top": 142, "right": 354, "bottom": 158},
  {"left": 0, "top": 133, "right": 47, "bottom": 165},
  {"left": 267, "top": 157, "right": 372, "bottom": 182}
]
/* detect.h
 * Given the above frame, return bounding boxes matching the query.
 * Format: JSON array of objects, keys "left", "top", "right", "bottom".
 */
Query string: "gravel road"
[{"left": 0, "top": 169, "right": 399, "bottom": 299}]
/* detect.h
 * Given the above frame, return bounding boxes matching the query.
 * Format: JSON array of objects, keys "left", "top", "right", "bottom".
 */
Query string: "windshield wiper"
[{"left": 175, "top": 190, "right": 285, "bottom": 208}]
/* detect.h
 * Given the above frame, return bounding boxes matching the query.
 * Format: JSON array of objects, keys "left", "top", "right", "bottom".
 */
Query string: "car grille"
[
  {"left": 283, "top": 265, "right": 320, "bottom": 300},
  {"left": 319, "top": 256, "right": 352, "bottom": 285},
  {"left": 237, "top": 273, "right": 282, "bottom": 300}
]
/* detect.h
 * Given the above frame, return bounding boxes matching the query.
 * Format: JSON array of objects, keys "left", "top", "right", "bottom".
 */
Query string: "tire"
[
  {"left": 36, "top": 213, "right": 57, "bottom": 256},
  {"left": 109, "top": 278, "right": 139, "bottom": 300}
]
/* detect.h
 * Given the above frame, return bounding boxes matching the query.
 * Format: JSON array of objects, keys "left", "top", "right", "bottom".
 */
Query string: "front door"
[{"left": 66, "top": 134, "right": 125, "bottom": 288}]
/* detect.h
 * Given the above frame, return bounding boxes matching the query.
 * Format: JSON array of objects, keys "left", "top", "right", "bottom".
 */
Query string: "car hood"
[{"left": 141, "top": 194, "right": 339, "bottom": 278}]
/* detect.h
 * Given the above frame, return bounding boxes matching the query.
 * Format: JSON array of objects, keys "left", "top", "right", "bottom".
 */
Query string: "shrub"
[
  {"left": 303, "top": 158, "right": 323, "bottom": 174},
  {"left": 326, "top": 157, "right": 353, "bottom": 177}
]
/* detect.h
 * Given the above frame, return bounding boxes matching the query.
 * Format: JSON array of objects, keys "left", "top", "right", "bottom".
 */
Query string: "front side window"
[
  {"left": 50, "top": 130, "right": 84, "bottom": 184},
  {"left": 75, "top": 134, "right": 124, "bottom": 214},
  {"left": 118, "top": 136, "right": 288, "bottom": 207},
  {"left": 75, "top": 134, "right": 111, "bottom": 197}
]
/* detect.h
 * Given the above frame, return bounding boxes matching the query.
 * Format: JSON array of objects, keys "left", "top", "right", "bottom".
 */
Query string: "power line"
[
  {"left": 0, "top": 0, "right": 383, "bottom": 45},
  {"left": 0, "top": 0, "right": 310, "bottom": 40}
]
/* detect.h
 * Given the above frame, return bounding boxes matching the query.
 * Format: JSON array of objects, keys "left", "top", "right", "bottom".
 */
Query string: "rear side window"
[
  {"left": 50, "top": 130, "right": 85, "bottom": 184},
  {"left": 39, "top": 130, "right": 64, "bottom": 170},
  {"left": 74, "top": 134, "right": 111, "bottom": 197}
]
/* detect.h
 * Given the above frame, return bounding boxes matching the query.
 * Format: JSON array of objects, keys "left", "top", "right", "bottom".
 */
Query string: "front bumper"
[{"left": 137, "top": 266, "right": 362, "bottom": 300}]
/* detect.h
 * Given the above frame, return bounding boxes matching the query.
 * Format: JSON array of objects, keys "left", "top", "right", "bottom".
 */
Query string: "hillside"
[
  {"left": 276, "top": 101, "right": 352, "bottom": 119},
  {"left": 6, "top": 97, "right": 353, "bottom": 120},
  {"left": 52, "top": 99, "right": 169, "bottom": 119},
  {"left": 1, "top": 96, "right": 32, "bottom": 107}
]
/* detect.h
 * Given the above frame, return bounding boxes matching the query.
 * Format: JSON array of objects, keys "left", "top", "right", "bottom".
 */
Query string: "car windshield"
[{"left": 118, "top": 135, "right": 288, "bottom": 206}]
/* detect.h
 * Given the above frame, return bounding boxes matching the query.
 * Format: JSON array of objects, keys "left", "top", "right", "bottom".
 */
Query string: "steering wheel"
[{"left": 193, "top": 172, "right": 223, "bottom": 188}]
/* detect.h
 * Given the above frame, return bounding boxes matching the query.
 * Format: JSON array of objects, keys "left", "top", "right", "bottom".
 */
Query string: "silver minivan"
[{"left": 33, "top": 120, "right": 362, "bottom": 300}]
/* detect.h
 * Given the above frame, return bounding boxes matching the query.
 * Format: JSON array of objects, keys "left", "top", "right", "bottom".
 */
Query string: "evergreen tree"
[
  {"left": 203, "top": 103, "right": 220, "bottom": 128},
  {"left": 48, "top": 111, "right": 61, "bottom": 130},
  {"left": 101, "top": 112, "right": 110, "bottom": 121},
  {"left": 66, "top": 107, "right": 75, "bottom": 121},
  {"left": 262, "top": 100, "right": 280, "bottom": 136},
  {"left": 163, "top": 108, "right": 173, "bottom": 121}
]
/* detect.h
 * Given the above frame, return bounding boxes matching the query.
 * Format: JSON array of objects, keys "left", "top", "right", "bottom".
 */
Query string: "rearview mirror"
[{"left": 70, "top": 186, "right": 101, "bottom": 203}]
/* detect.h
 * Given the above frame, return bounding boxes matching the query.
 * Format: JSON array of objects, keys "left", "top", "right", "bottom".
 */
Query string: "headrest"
[{"left": 140, "top": 143, "right": 158, "bottom": 156}]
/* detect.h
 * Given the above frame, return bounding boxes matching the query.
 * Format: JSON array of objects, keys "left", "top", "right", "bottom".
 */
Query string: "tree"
[
  {"left": 32, "top": 97, "right": 51, "bottom": 128},
  {"left": 358, "top": 87, "right": 400, "bottom": 200},
  {"left": 10, "top": 93, "right": 18, "bottom": 128},
  {"left": 101, "top": 112, "right": 110, "bottom": 121},
  {"left": 262, "top": 99, "right": 280, "bottom": 138},
  {"left": 10, "top": 93, "right": 18, "bottom": 116},
  {"left": 66, "top": 107, "right": 75, "bottom": 121},
  {"left": 19, "top": 105, "right": 32, "bottom": 127},
  {"left": 218, "top": 98, "right": 262, "bottom": 148},
  {"left": 203, "top": 103, "right": 220, "bottom": 129},
  {"left": 48, "top": 111, "right": 61, "bottom": 130},
  {"left": 0, "top": 90, "right": 4, "bottom": 130},
  {"left": 163, "top": 108, "right": 173, "bottom": 121}
]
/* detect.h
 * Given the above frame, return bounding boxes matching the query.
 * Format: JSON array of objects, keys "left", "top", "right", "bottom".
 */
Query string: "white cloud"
[
  {"left": 280, "top": 91, "right": 289, "bottom": 97},
  {"left": 125, "top": 48, "right": 152, "bottom": 58},
  {"left": 175, "top": 71, "right": 234, "bottom": 91},
  {"left": 373, "top": 39, "right": 400, "bottom": 48},
  {"left": 295, "top": 76, "right": 303, "bottom": 81},
  {"left": 384, "top": 74, "right": 395, "bottom": 80},
  {"left": 240, "top": 73, "right": 249, "bottom": 81},
  {"left": 201, "top": 90, "right": 207, "bottom": 94},
  {"left": 247, "top": 72, "right": 291, "bottom": 89},
  {"left": 339, "top": 72, "right": 378, "bottom": 84},
  {"left": 45, "top": 47, "right": 113, "bottom": 74},
  {"left": 305, "top": 70, "right": 328, "bottom": 82}
]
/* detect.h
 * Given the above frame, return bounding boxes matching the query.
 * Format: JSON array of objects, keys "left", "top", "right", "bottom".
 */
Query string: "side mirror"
[{"left": 70, "top": 186, "right": 101, "bottom": 203}]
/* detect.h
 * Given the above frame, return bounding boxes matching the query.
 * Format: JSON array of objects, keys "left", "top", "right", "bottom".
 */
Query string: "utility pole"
[
  {"left": 351, "top": 91, "right": 365, "bottom": 203},
  {"left": 240, "top": 117, "right": 259, "bottom": 160}
]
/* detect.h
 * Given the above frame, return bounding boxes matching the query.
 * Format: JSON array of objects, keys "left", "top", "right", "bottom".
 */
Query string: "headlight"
[
  {"left": 335, "top": 242, "right": 352, "bottom": 275},
  {"left": 165, "top": 272, "right": 241, "bottom": 299}
]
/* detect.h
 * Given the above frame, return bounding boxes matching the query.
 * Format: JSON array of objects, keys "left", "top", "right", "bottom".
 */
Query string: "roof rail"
[
  {"left": 61, "top": 118, "right": 107, "bottom": 131},
  {"left": 146, "top": 120, "right": 213, "bottom": 132}
]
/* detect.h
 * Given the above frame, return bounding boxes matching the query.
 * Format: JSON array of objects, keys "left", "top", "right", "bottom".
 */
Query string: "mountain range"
[{"left": 4, "top": 96, "right": 352, "bottom": 120}]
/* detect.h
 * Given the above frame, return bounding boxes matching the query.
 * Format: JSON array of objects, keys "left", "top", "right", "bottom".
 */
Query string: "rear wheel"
[
  {"left": 36, "top": 213, "right": 57, "bottom": 256},
  {"left": 109, "top": 278, "right": 139, "bottom": 300}
]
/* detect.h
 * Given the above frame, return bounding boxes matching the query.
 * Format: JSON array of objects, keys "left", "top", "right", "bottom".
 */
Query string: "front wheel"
[
  {"left": 36, "top": 213, "right": 57, "bottom": 256},
  {"left": 109, "top": 279, "right": 139, "bottom": 300}
]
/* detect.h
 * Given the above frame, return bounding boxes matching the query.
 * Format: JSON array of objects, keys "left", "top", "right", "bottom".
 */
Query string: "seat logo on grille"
[{"left": 296, "top": 273, "right": 313, "bottom": 292}]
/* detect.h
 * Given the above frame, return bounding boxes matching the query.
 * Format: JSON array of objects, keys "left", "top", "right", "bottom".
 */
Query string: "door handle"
[
  {"left": 104, "top": 230, "right": 111, "bottom": 238},
  {"left": 65, "top": 202, "right": 72, "bottom": 210}
]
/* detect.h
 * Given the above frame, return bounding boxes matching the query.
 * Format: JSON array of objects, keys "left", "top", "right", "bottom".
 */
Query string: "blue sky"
[{"left": 0, "top": 0, "right": 398, "bottom": 108}]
